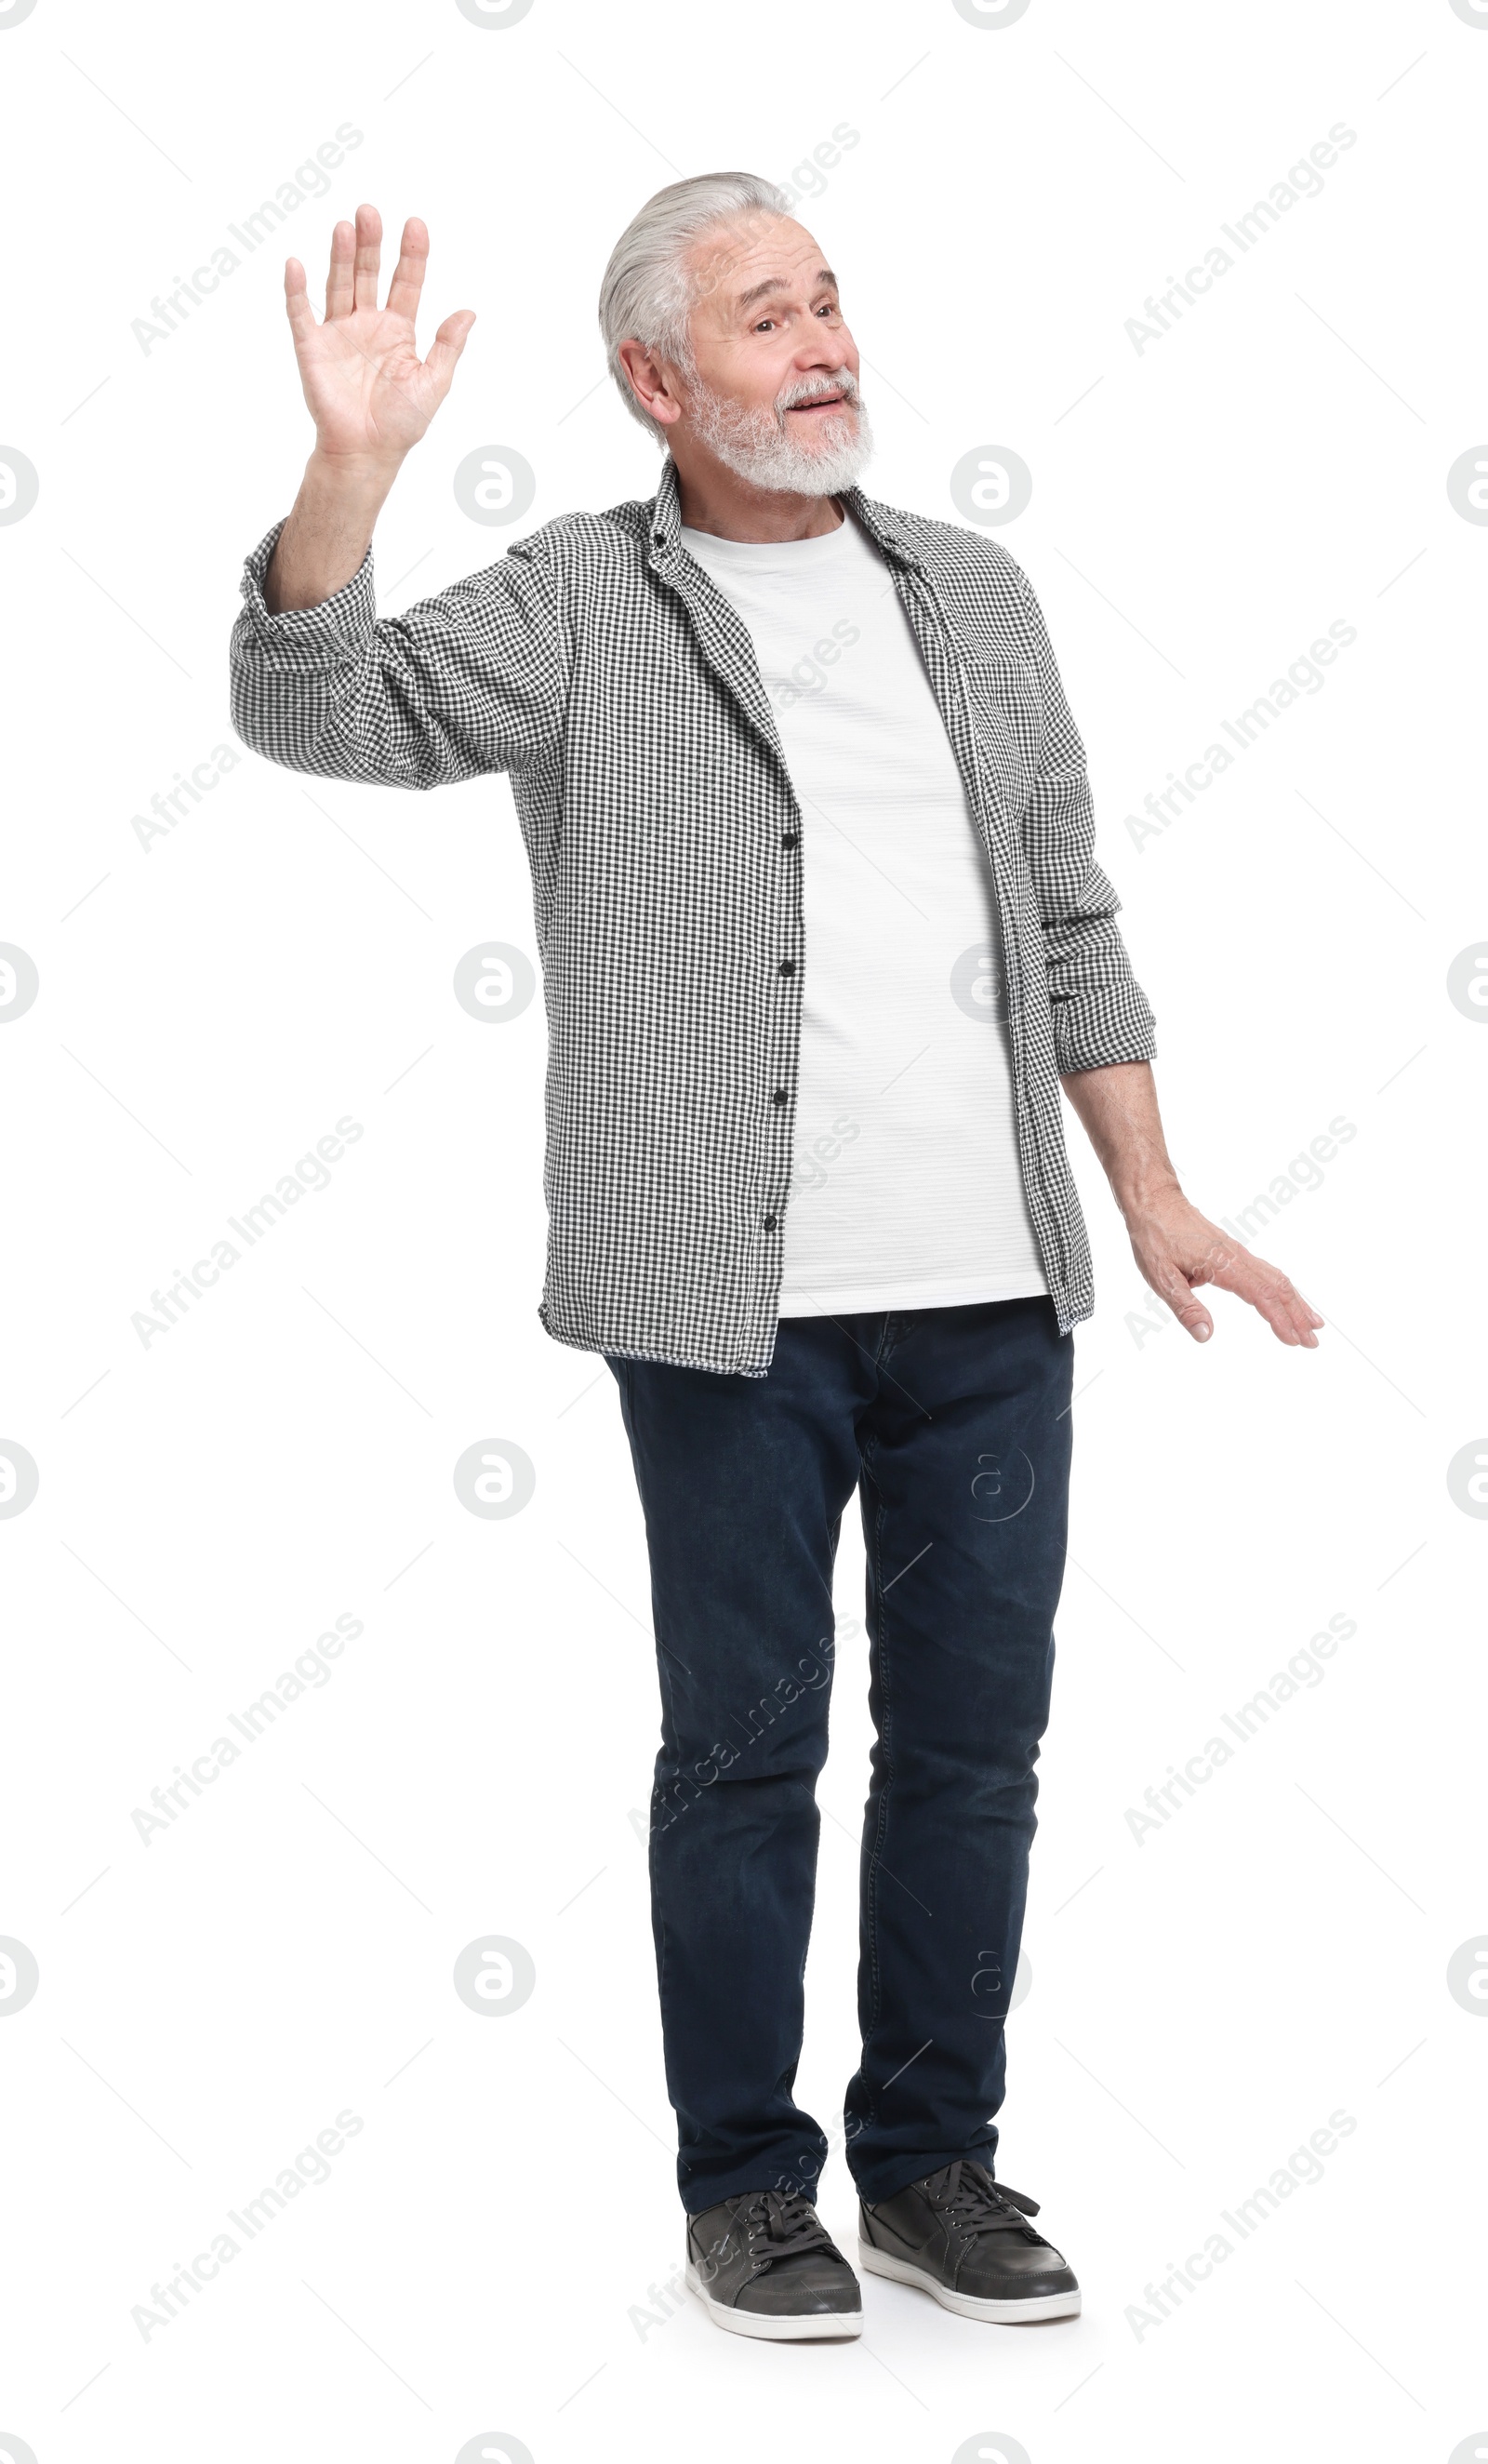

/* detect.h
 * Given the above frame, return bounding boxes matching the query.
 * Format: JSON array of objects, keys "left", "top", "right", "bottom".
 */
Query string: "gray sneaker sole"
[
  {"left": 684, "top": 2258, "right": 864, "bottom": 2340},
  {"left": 858, "top": 2238, "right": 1081, "bottom": 2322}
]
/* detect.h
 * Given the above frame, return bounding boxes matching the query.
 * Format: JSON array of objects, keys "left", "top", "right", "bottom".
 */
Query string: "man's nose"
[{"left": 793, "top": 331, "right": 853, "bottom": 371}]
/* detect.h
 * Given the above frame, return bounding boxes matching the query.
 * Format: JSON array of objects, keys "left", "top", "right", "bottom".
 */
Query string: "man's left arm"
[
  {"left": 1017, "top": 569, "right": 1322, "bottom": 1351},
  {"left": 1059, "top": 1059, "right": 1322, "bottom": 1348}
]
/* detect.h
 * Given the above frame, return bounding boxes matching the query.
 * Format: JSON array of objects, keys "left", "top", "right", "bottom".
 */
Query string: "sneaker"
[
  {"left": 858, "top": 2160, "right": 1081, "bottom": 2322},
  {"left": 685, "top": 2189, "right": 864, "bottom": 2341}
]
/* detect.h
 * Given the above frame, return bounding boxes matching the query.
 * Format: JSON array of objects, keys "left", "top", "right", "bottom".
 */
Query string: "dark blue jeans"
[{"left": 606, "top": 1297, "right": 1073, "bottom": 2211}]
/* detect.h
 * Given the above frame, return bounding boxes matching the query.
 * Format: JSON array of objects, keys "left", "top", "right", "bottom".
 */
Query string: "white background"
[{"left": 1, "top": 2, "right": 1484, "bottom": 2458}]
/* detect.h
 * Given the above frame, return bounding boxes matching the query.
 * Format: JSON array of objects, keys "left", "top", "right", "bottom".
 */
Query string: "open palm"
[{"left": 285, "top": 203, "right": 474, "bottom": 463}]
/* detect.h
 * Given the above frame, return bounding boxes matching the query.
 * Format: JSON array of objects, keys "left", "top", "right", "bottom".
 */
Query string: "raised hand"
[
  {"left": 264, "top": 205, "right": 475, "bottom": 612},
  {"left": 284, "top": 203, "right": 475, "bottom": 468}
]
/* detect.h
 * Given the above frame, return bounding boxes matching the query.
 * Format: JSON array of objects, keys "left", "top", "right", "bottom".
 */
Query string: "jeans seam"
[{"left": 858, "top": 1441, "right": 894, "bottom": 2136}]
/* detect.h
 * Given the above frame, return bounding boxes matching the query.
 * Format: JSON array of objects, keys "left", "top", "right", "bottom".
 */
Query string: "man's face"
[
  {"left": 686, "top": 215, "right": 858, "bottom": 432},
  {"left": 672, "top": 213, "right": 871, "bottom": 496}
]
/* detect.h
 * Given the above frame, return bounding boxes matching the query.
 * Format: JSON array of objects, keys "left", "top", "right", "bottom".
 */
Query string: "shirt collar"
[{"left": 646, "top": 455, "right": 924, "bottom": 575}]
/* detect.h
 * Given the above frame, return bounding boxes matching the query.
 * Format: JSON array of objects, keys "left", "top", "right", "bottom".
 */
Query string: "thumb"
[
  {"left": 1149, "top": 1258, "right": 1213, "bottom": 1345},
  {"left": 425, "top": 308, "right": 476, "bottom": 397}
]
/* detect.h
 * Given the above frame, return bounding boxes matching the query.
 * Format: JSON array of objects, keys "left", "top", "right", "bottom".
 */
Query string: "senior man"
[{"left": 231, "top": 172, "right": 1321, "bottom": 2343}]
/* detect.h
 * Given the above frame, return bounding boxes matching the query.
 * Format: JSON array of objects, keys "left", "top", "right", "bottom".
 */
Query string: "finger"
[
  {"left": 352, "top": 201, "right": 383, "bottom": 314},
  {"left": 1287, "top": 1294, "right": 1324, "bottom": 1347},
  {"left": 1274, "top": 1277, "right": 1324, "bottom": 1347},
  {"left": 385, "top": 217, "right": 431, "bottom": 325},
  {"left": 424, "top": 308, "right": 476, "bottom": 398},
  {"left": 1209, "top": 1250, "right": 1315, "bottom": 1348},
  {"left": 284, "top": 256, "right": 317, "bottom": 345},
  {"left": 325, "top": 218, "right": 356, "bottom": 319},
  {"left": 1145, "top": 1253, "right": 1215, "bottom": 1344}
]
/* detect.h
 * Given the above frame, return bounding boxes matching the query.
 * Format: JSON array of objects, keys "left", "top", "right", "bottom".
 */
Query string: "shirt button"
[
  {"left": 763, "top": 1214, "right": 778, "bottom": 1232},
  {"left": 771, "top": 1088, "right": 788, "bottom": 1106},
  {"left": 781, "top": 831, "right": 800, "bottom": 849},
  {"left": 777, "top": 959, "right": 796, "bottom": 977}
]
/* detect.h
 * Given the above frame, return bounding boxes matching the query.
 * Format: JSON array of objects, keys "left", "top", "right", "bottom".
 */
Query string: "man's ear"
[{"left": 617, "top": 338, "right": 683, "bottom": 430}]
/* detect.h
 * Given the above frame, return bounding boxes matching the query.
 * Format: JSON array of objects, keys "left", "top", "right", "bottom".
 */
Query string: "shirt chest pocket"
[{"left": 957, "top": 651, "right": 1043, "bottom": 819}]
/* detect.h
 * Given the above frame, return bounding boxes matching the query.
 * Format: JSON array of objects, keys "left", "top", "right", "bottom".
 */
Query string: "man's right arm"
[
  {"left": 262, "top": 450, "right": 397, "bottom": 617},
  {"left": 231, "top": 203, "right": 565, "bottom": 792},
  {"left": 232, "top": 491, "right": 566, "bottom": 794}
]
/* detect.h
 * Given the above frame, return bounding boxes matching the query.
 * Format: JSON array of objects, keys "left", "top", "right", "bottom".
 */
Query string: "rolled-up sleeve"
[
  {"left": 230, "top": 518, "right": 566, "bottom": 790},
  {"left": 1016, "top": 568, "right": 1158, "bottom": 1074}
]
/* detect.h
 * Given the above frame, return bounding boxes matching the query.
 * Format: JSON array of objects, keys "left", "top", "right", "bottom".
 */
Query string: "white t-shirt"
[{"left": 681, "top": 509, "right": 1047, "bottom": 1318}]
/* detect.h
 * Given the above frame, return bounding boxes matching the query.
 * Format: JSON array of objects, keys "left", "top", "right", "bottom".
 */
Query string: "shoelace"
[
  {"left": 724, "top": 2188, "right": 844, "bottom": 2274},
  {"left": 927, "top": 2162, "right": 1048, "bottom": 2244}
]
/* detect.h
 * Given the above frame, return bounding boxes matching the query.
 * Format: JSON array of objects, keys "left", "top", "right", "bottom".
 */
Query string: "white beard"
[{"left": 687, "top": 372, "right": 875, "bottom": 497}]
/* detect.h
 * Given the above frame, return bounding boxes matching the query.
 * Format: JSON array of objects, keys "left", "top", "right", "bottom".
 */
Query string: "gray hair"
[{"left": 598, "top": 172, "right": 793, "bottom": 441}]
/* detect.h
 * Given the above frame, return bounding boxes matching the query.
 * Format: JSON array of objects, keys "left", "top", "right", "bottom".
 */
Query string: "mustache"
[{"left": 776, "top": 370, "right": 860, "bottom": 416}]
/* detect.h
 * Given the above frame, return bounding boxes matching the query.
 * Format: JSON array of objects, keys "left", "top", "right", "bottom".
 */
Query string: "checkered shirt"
[{"left": 230, "top": 455, "right": 1156, "bottom": 1375}]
